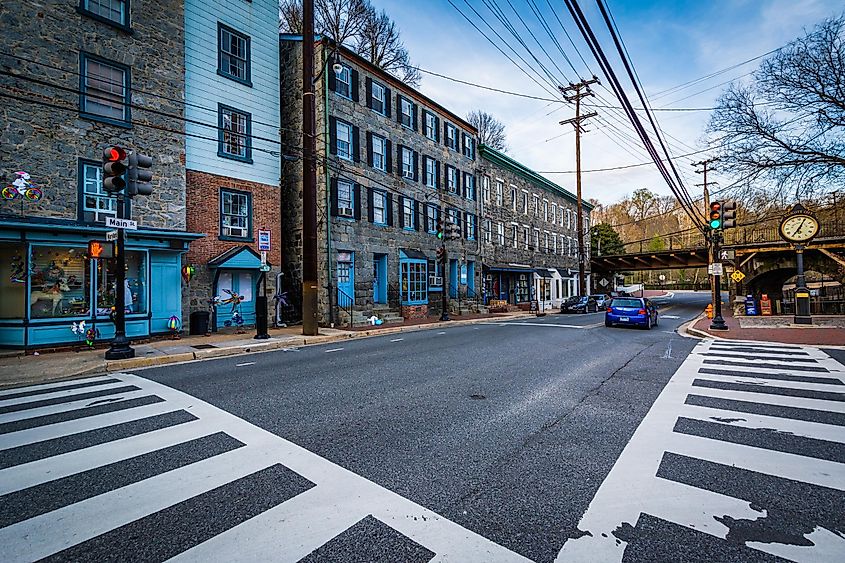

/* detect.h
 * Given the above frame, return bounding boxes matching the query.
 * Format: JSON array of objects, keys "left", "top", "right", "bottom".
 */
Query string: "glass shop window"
[
  {"left": 0, "top": 244, "right": 27, "bottom": 319},
  {"left": 29, "top": 246, "right": 89, "bottom": 318},
  {"left": 95, "top": 250, "right": 147, "bottom": 316}
]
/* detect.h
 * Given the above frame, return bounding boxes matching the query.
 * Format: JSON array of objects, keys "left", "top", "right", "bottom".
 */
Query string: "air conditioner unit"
[
  {"left": 429, "top": 276, "right": 443, "bottom": 286},
  {"left": 338, "top": 207, "right": 354, "bottom": 217}
]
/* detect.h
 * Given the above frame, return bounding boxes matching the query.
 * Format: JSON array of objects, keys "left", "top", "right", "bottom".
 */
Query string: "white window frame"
[
  {"left": 523, "top": 225, "right": 530, "bottom": 250},
  {"left": 372, "top": 135, "right": 386, "bottom": 171},
  {"left": 337, "top": 180, "right": 353, "bottom": 209},
  {"left": 495, "top": 180, "right": 503, "bottom": 206},
  {"left": 497, "top": 222, "right": 505, "bottom": 246},
  {"left": 336, "top": 120, "right": 352, "bottom": 161},
  {"left": 484, "top": 219, "right": 492, "bottom": 244},
  {"left": 425, "top": 157, "right": 436, "bottom": 188},
  {"left": 446, "top": 124, "right": 458, "bottom": 150},
  {"left": 400, "top": 97, "right": 413, "bottom": 129},
  {"left": 522, "top": 191, "right": 529, "bottom": 215},
  {"left": 425, "top": 111, "right": 437, "bottom": 140},
  {"left": 335, "top": 64, "right": 351, "bottom": 98},
  {"left": 81, "top": 161, "right": 117, "bottom": 223},
  {"left": 373, "top": 191, "right": 387, "bottom": 224},
  {"left": 401, "top": 147, "right": 414, "bottom": 179},
  {"left": 371, "top": 82, "right": 386, "bottom": 115},
  {"left": 511, "top": 223, "right": 518, "bottom": 248},
  {"left": 551, "top": 203, "right": 557, "bottom": 224},
  {"left": 403, "top": 198, "right": 414, "bottom": 228},
  {"left": 447, "top": 166, "right": 458, "bottom": 193},
  {"left": 482, "top": 176, "right": 490, "bottom": 202}
]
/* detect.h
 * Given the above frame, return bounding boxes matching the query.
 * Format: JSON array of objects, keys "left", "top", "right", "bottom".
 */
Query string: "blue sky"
[{"left": 372, "top": 0, "right": 838, "bottom": 204}]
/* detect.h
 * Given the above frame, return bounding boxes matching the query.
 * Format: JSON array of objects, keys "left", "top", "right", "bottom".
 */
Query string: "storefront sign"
[
  {"left": 105, "top": 230, "right": 119, "bottom": 242},
  {"left": 258, "top": 230, "right": 271, "bottom": 251},
  {"left": 106, "top": 217, "right": 137, "bottom": 230}
]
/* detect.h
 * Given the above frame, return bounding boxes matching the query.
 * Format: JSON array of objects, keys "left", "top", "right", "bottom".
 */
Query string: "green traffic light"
[
  {"left": 437, "top": 232, "right": 443, "bottom": 239},
  {"left": 710, "top": 219, "right": 721, "bottom": 229}
]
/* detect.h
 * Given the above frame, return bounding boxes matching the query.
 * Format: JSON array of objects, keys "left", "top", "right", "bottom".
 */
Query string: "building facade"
[
  {"left": 477, "top": 146, "right": 593, "bottom": 311},
  {"left": 183, "top": 0, "right": 282, "bottom": 331},
  {"left": 0, "top": 0, "right": 198, "bottom": 349},
  {"left": 280, "top": 37, "right": 481, "bottom": 326}
]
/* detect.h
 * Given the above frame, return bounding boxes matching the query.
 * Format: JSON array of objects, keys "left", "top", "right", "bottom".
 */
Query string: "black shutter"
[
  {"left": 396, "top": 95, "right": 403, "bottom": 123},
  {"left": 329, "top": 116, "right": 337, "bottom": 155},
  {"left": 386, "top": 140, "right": 393, "bottom": 172},
  {"left": 413, "top": 103, "right": 418, "bottom": 132},
  {"left": 396, "top": 144, "right": 403, "bottom": 175},
  {"left": 328, "top": 58, "right": 337, "bottom": 92},
  {"left": 353, "top": 183, "right": 361, "bottom": 220},
  {"left": 385, "top": 87, "right": 392, "bottom": 117},
  {"left": 471, "top": 174, "right": 477, "bottom": 200},
  {"left": 443, "top": 122, "right": 448, "bottom": 146},
  {"left": 365, "top": 77, "right": 372, "bottom": 109},
  {"left": 434, "top": 116, "right": 440, "bottom": 142},
  {"left": 413, "top": 151, "right": 419, "bottom": 182},
  {"left": 351, "top": 69, "right": 359, "bottom": 102},
  {"left": 435, "top": 161, "right": 440, "bottom": 189},
  {"left": 386, "top": 193, "right": 394, "bottom": 226},
  {"left": 366, "top": 132, "right": 373, "bottom": 167},
  {"left": 461, "top": 171, "right": 466, "bottom": 198},
  {"left": 398, "top": 196, "right": 405, "bottom": 228},
  {"left": 414, "top": 200, "right": 420, "bottom": 231},
  {"left": 464, "top": 212, "right": 469, "bottom": 239},
  {"left": 367, "top": 187, "right": 374, "bottom": 223},
  {"left": 352, "top": 126, "right": 360, "bottom": 162},
  {"left": 330, "top": 177, "right": 338, "bottom": 216}
]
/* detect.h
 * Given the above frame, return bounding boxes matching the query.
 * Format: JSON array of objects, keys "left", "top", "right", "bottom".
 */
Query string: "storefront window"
[
  {"left": 0, "top": 244, "right": 27, "bottom": 319},
  {"left": 515, "top": 274, "right": 529, "bottom": 303},
  {"left": 95, "top": 250, "right": 147, "bottom": 316},
  {"left": 30, "top": 246, "right": 89, "bottom": 318},
  {"left": 400, "top": 261, "right": 427, "bottom": 304}
]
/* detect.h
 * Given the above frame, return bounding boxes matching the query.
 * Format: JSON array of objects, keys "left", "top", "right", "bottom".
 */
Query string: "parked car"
[
  {"left": 590, "top": 293, "right": 610, "bottom": 308},
  {"left": 605, "top": 297, "right": 658, "bottom": 329},
  {"left": 561, "top": 295, "right": 599, "bottom": 313}
]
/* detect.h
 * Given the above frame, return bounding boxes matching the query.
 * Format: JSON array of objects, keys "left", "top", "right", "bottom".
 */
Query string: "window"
[
  {"left": 511, "top": 187, "right": 517, "bottom": 211},
  {"left": 482, "top": 176, "right": 490, "bottom": 202},
  {"left": 551, "top": 204, "right": 557, "bottom": 224},
  {"left": 511, "top": 224, "right": 518, "bottom": 248},
  {"left": 399, "top": 97, "right": 414, "bottom": 129},
  {"left": 495, "top": 181, "right": 503, "bottom": 206},
  {"left": 80, "top": 54, "right": 129, "bottom": 124},
  {"left": 561, "top": 208, "right": 566, "bottom": 227},
  {"left": 0, "top": 244, "right": 26, "bottom": 320},
  {"left": 427, "top": 260, "right": 443, "bottom": 290},
  {"left": 220, "top": 189, "right": 251, "bottom": 239},
  {"left": 97, "top": 250, "right": 146, "bottom": 316},
  {"left": 79, "top": 161, "right": 117, "bottom": 223},
  {"left": 447, "top": 208, "right": 460, "bottom": 226},
  {"left": 218, "top": 105, "right": 252, "bottom": 162},
  {"left": 400, "top": 261, "right": 427, "bottom": 304},
  {"left": 402, "top": 198, "right": 414, "bottom": 229},
  {"left": 523, "top": 226, "right": 530, "bottom": 250},
  {"left": 79, "top": 0, "right": 128, "bottom": 27},
  {"left": 424, "top": 157, "right": 436, "bottom": 188},
  {"left": 424, "top": 111, "right": 437, "bottom": 141},
  {"left": 372, "top": 191, "right": 387, "bottom": 224},
  {"left": 462, "top": 134, "right": 475, "bottom": 158},
  {"left": 337, "top": 180, "right": 353, "bottom": 211},
  {"left": 401, "top": 146, "right": 414, "bottom": 179},
  {"left": 371, "top": 82, "right": 386, "bottom": 114},
  {"left": 466, "top": 214, "right": 476, "bottom": 240},
  {"left": 552, "top": 234, "right": 557, "bottom": 254},
  {"left": 497, "top": 222, "right": 505, "bottom": 246},
  {"left": 336, "top": 119, "right": 353, "bottom": 161},
  {"left": 446, "top": 166, "right": 458, "bottom": 193},
  {"left": 335, "top": 64, "right": 351, "bottom": 98},
  {"left": 533, "top": 228, "right": 540, "bottom": 251},
  {"left": 522, "top": 191, "right": 529, "bottom": 214},
  {"left": 463, "top": 173, "right": 475, "bottom": 200},
  {"left": 484, "top": 219, "right": 492, "bottom": 243},
  {"left": 371, "top": 134, "right": 386, "bottom": 171},
  {"left": 533, "top": 195, "right": 540, "bottom": 216},
  {"left": 544, "top": 231, "right": 550, "bottom": 252},
  {"left": 445, "top": 123, "right": 458, "bottom": 150},
  {"left": 218, "top": 24, "right": 250, "bottom": 85},
  {"left": 426, "top": 204, "right": 438, "bottom": 232},
  {"left": 544, "top": 200, "right": 549, "bottom": 222}
]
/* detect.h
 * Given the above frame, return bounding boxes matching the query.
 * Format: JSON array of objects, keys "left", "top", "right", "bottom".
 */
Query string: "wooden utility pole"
[
  {"left": 560, "top": 78, "right": 598, "bottom": 296},
  {"left": 301, "top": 0, "right": 319, "bottom": 335},
  {"left": 693, "top": 158, "right": 722, "bottom": 324}
]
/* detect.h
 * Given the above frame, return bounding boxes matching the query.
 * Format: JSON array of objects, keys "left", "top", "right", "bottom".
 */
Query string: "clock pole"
[
  {"left": 793, "top": 244, "right": 812, "bottom": 325},
  {"left": 780, "top": 203, "right": 817, "bottom": 325}
]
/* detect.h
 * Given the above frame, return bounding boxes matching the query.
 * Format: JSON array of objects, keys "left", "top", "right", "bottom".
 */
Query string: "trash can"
[
  {"left": 189, "top": 311, "right": 210, "bottom": 335},
  {"left": 744, "top": 295, "right": 758, "bottom": 316}
]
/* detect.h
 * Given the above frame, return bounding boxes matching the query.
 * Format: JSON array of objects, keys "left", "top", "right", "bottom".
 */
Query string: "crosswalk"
[
  {"left": 0, "top": 373, "right": 529, "bottom": 562},
  {"left": 557, "top": 339, "right": 845, "bottom": 562}
]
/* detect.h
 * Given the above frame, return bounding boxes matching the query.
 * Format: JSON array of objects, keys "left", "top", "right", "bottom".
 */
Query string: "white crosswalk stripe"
[
  {"left": 557, "top": 339, "right": 845, "bottom": 563},
  {"left": 0, "top": 373, "right": 528, "bottom": 563}
]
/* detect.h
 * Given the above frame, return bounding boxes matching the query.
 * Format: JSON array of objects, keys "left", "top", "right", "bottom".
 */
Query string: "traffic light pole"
[
  {"left": 105, "top": 195, "right": 135, "bottom": 359},
  {"left": 710, "top": 230, "right": 728, "bottom": 331}
]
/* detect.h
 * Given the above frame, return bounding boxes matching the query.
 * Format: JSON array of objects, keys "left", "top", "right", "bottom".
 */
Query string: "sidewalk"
[
  {"left": 687, "top": 309, "right": 845, "bottom": 346},
  {"left": 0, "top": 311, "right": 531, "bottom": 388}
]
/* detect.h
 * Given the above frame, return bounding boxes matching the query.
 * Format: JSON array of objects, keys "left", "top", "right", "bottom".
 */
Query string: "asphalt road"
[{"left": 136, "top": 291, "right": 709, "bottom": 561}]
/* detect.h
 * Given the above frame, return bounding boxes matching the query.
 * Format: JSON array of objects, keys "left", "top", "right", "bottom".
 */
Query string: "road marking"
[
  {"left": 324, "top": 348, "right": 344, "bottom": 353},
  {"left": 484, "top": 321, "right": 601, "bottom": 329},
  {"left": 235, "top": 362, "right": 255, "bottom": 367},
  {"left": 390, "top": 338, "right": 404, "bottom": 342},
  {"left": 557, "top": 340, "right": 845, "bottom": 562},
  {"left": 661, "top": 315, "right": 680, "bottom": 319},
  {"left": 437, "top": 331, "right": 446, "bottom": 335}
]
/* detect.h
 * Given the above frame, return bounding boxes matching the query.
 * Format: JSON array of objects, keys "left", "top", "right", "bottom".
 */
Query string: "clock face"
[{"left": 780, "top": 214, "right": 819, "bottom": 242}]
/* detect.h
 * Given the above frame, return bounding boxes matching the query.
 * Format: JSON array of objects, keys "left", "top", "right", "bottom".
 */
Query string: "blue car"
[{"left": 605, "top": 297, "right": 658, "bottom": 329}]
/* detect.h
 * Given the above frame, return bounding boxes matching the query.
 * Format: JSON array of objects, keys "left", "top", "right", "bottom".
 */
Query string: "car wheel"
[{"left": 605, "top": 319, "right": 612, "bottom": 327}]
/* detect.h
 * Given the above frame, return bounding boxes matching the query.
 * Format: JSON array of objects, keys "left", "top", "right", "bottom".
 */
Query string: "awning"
[
  {"left": 400, "top": 248, "right": 429, "bottom": 260},
  {"left": 556, "top": 268, "right": 573, "bottom": 277},
  {"left": 208, "top": 245, "right": 266, "bottom": 269},
  {"left": 484, "top": 264, "right": 534, "bottom": 273},
  {"left": 534, "top": 268, "right": 554, "bottom": 278}
]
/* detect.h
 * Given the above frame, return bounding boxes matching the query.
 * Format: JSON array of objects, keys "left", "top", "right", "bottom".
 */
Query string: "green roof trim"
[{"left": 479, "top": 145, "right": 594, "bottom": 210}]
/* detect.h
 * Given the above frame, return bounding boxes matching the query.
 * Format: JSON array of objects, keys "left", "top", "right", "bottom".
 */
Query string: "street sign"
[
  {"left": 258, "top": 230, "right": 271, "bottom": 251},
  {"left": 731, "top": 270, "right": 746, "bottom": 283},
  {"left": 260, "top": 251, "right": 267, "bottom": 265},
  {"left": 599, "top": 278, "right": 609, "bottom": 287},
  {"left": 718, "top": 249, "right": 735, "bottom": 261},
  {"left": 259, "top": 264, "right": 271, "bottom": 272},
  {"left": 708, "top": 263, "right": 724, "bottom": 276},
  {"left": 105, "top": 229, "right": 119, "bottom": 241},
  {"left": 88, "top": 240, "right": 115, "bottom": 259},
  {"left": 105, "top": 217, "right": 137, "bottom": 230}
]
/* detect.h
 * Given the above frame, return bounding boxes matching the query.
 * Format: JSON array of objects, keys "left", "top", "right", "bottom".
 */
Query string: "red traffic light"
[{"left": 104, "top": 146, "right": 127, "bottom": 162}]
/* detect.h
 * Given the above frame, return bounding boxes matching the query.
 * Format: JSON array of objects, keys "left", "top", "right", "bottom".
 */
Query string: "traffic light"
[
  {"left": 127, "top": 152, "right": 154, "bottom": 196},
  {"left": 709, "top": 201, "right": 722, "bottom": 230},
  {"left": 88, "top": 240, "right": 115, "bottom": 259},
  {"left": 722, "top": 201, "right": 736, "bottom": 229},
  {"left": 436, "top": 246, "right": 447, "bottom": 264},
  {"left": 102, "top": 146, "right": 127, "bottom": 193},
  {"left": 436, "top": 219, "right": 444, "bottom": 240}
]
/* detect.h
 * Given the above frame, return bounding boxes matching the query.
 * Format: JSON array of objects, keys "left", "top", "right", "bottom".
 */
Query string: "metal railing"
[{"left": 336, "top": 287, "right": 354, "bottom": 328}]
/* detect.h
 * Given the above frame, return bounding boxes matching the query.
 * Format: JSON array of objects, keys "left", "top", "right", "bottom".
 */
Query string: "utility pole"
[
  {"left": 301, "top": 0, "right": 319, "bottom": 336},
  {"left": 560, "top": 77, "right": 598, "bottom": 296},
  {"left": 693, "top": 158, "right": 727, "bottom": 330}
]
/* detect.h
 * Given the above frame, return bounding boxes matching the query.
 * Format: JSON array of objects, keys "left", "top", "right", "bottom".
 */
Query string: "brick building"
[
  {"left": 0, "top": 0, "right": 199, "bottom": 349},
  {"left": 477, "top": 146, "right": 593, "bottom": 310},
  {"left": 280, "top": 36, "right": 481, "bottom": 326},
  {"left": 183, "top": 0, "right": 282, "bottom": 331}
]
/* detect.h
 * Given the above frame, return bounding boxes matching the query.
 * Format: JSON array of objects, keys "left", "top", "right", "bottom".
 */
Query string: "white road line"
[
  {"left": 0, "top": 389, "right": 154, "bottom": 424},
  {"left": 0, "top": 376, "right": 115, "bottom": 398},
  {"left": 661, "top": 315, "right": 680, "bottom": 319},
  {"left": 324, "top": 348, "right": 344, "bottom": 353},
  {"left": 437, "top": 331, "right": 446, "bottom": 335},
  {"left": 235, "top": 362, "right": 255, "bottom": 367},
  {"left": 690, "top": 385, "right": 845, "bottom": 413},
  {"left": 694, "top": 372, "right": 845, "bottom": 394},
  {"left": 0, "top": 381, "right": 132, "bottom": 408},
  {"left": 390, "top": 338, "right": 404, "bottom": 342}
]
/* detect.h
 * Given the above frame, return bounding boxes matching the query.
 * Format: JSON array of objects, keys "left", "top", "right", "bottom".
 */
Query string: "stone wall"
[{"left": 0, "top": 0, "right": 186, "bottom": 229}]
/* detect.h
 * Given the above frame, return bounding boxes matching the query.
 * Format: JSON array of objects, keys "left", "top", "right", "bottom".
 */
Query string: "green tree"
[
  {"left": 591, "top": 223, "right": 625, "bottom": 256},
  {"left": 647, "top": 235, "right": 666, "bottom": 252}
]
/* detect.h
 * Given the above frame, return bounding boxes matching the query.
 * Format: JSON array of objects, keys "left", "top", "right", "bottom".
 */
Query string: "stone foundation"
[{"left": 401, "top": 304, "right": 428, "bottom": 319}]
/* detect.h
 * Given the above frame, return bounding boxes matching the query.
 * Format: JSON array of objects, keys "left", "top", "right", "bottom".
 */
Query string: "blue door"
[
  {"left": 337, "top": 252, "right": 354, "bottom": 307},
  {"left": 372, "top": 254, "right": 387, "bottom": 304},
  {"left": 215, "top": 270, "right": 256, "bottom": 328},
  {"left": 467, "top": 261, "right": 475, "bottom": 295},
  {"left": 449, "top": 259, "right": 458, "bottom": 298}
]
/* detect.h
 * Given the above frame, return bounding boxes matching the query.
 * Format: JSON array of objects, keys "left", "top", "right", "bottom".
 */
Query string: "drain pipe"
[{"left": 322, "top": 42, "right": 335, "bottom": 327}]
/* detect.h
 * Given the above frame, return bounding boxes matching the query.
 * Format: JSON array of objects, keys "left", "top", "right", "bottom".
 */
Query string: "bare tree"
[
  {"left": 279, "top": 0, "right": 304, "bottom": 34},
  {"left": 316, "top": 0, "right": 369, "bottom": 46},
  {"left": 356, "top": 7, "right": 421, "bottom": 87},
  {"left": 467, "top": 110, "right": 507, "bottom": 151},
  {"left": 708, "top": 15, "right": 845, "bottom": 198}
]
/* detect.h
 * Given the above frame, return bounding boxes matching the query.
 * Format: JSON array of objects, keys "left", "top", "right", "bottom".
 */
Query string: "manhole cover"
[
  {"left": 191, "top": 344, "right": 218, "bottom": 350},
  {"left": 469, "top": 394, "right": 486, "bottom": 400}
]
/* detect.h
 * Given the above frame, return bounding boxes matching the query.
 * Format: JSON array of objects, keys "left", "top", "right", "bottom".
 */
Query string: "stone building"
[
  {"left": 280, "top": 36, "right": 481, "bottom": 326},
  {"left": 183, "top": 0, "right": 282, "bottom": 332},
  {"left": 0, "top": 0, "right": 199, "bottom": 349},
  {"left": 477, "top": 145, "right": 593, "bottom": 311}
]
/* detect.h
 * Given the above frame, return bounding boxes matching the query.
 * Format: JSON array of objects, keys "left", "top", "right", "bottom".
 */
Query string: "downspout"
[{"left": 322, "top": 42, "right": 334, "bottom": 327}]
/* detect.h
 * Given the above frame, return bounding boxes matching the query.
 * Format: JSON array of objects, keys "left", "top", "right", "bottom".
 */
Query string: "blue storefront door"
[
  {"left": 372, "top": 254, "right": 387, "bottom": 304},
  {"left": 449, "top": 259, "right": 458, "bottom": 298},
  {"left": 337, "top": 252, "right": 354, "bottom": 307},
  {"left": 216, "top": 270, "right": 256, "bottom": 328}
]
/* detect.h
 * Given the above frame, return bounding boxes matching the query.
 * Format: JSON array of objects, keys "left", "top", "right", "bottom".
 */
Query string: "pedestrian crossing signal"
[{"left": 88, "top": 240, "right": 115, "bottom": 259}]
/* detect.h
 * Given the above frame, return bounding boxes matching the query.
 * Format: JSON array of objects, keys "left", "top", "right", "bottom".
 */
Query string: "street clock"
[{"left": 779, "top": 203, "right": 820, "bottom": 244}]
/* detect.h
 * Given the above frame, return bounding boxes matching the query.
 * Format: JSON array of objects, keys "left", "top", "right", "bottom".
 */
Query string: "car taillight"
[
  {"left": 638, "top": 309, "right": 647, "bottom": 315},
  {"left": 606, "top": 307, "right": 612, "bottom": 313}
]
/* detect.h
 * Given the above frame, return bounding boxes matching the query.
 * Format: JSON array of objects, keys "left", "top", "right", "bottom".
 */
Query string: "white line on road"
[
  {"left": 325, "top": 348, "right": 344, "bottom": 353},
  {"left": 662, "top": 315, "right": 680, "bottom": 319},
  {"left": 437, "top": 331, "right": 446, "bottom": 335},
  {"left": 235, "top": 362, "right": 255, "bottom": 367},
  {"left": 390, "top": 338, "right": 404, "bottom": 342}
]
